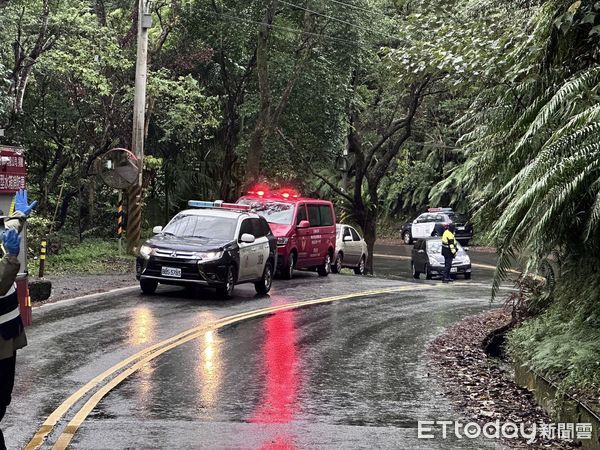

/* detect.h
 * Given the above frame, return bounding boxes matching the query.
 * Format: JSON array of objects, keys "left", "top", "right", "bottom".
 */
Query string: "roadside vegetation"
[{"left": 1, "top": 0, "right": 598, "bottom": 413}]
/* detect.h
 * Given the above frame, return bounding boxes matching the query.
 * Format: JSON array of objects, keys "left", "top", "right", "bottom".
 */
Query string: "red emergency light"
[
  {"left": 246, "top": 185, "right": 301, "bottom": 200},
  {"left": 247, "top": 183, "right": 270, "bottom": 197},
  {"left": 273, "top": 188, "right": 300, "bottom": 199}
]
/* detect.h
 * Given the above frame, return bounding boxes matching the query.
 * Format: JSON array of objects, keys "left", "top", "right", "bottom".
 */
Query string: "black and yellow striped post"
[
  {"left": 117, "top": 191, "right": 124, "bottom": 254},
  {"left": 38, "top": 239, "right": 47, "bottom": 278}
]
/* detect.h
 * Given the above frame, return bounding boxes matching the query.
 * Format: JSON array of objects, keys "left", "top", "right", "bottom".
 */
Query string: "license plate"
[
  {"left": 457, "top": 226, "right": 465, "bottom": 231},
  {"left": 450, "top": 267, "right": 458, "bottom": 273},
  {"left": 161, "top": 266, "right": 182, "bottom": 278}
]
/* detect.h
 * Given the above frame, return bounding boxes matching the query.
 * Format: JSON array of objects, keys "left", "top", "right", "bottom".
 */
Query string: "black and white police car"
[
  {"left": 136, "top": 201, "right": 277, "bottom": 298},
  {"left": 401, "top": 208, "right": 473, "bottom": 245}
]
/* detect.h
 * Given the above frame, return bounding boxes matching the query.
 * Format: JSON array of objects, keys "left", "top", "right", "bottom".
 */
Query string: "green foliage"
[
  {"left": 29, "top": 239, "right": 134, "bottom": 274},
  {"left": 508, "top": 264, "right": 600, "bottom": 405},
  {"left": 453, "top": 0, "right": 600, "bottom": 406}
]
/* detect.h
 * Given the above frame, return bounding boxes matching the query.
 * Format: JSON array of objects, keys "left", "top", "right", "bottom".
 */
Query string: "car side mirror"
[
  {"left": 343, "top": 235, "right": 352, "bottom": 242},
  {"left": 463, "top": 247, "right": 470, "bottom": 252},
  {"left": 153, "top": 226, "right": 163, "bottom": 234},
  {"left": 240, "top": 233, "right": 256, "bottom": 244},
  {"left": 297, "top": 220, "right": 310, "bottom": 229}
]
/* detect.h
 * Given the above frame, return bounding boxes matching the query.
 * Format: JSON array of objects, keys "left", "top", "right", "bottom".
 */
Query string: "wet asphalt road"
[{"left": 3, "top": 244, "right": 507, "bottom": 449}]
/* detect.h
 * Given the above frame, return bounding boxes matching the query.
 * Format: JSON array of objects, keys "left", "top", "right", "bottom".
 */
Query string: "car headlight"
[
  {"left": 139, "top": 245, "right": 154, "bottom": 259},
  {"left": 194, "top": 251, "right": 224, "bottom": 262},
  {"left": 277, "top": 237, "right": 289, "bottom": 246}
]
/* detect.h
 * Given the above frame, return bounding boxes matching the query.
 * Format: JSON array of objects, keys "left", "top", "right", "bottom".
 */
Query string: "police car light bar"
[
  {"left": 427, "top": 207, "right": 454, "bottom": 212},
  {"left": 188, "top": 200, "right": 251, "bottom": 211}
]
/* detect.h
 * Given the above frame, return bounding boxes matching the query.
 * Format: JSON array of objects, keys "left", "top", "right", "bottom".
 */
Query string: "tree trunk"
[
  {"left": 246, "top": 120, "right": 267, "bottom": 185},
  {"left": 219, "top": 101, "right": 240, "bottom": 200},
  {"left": 363, "top": 213, "right": 377, "bottom": 275}
]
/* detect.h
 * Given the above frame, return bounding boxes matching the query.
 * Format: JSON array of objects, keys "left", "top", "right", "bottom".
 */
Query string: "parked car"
[
  {"left": 136, "top": 201, "right": 277, "bottom": 298},
  {"left": 332, "top": 224, "right": 367, "bottom": 275},
  {"left": 410, "top": 237, "right": 472, "bottom": 279},
  {"left": 237, "top": 188, "right": 336, "bottom": 279},
  {"left": 401, "top": 208, "right": 473, "bottom": 245}
]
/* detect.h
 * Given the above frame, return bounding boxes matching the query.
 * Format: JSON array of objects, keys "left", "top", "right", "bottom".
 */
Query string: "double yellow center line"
[{"left": 27, "top": 284, "right": 438, "bottom": 449}]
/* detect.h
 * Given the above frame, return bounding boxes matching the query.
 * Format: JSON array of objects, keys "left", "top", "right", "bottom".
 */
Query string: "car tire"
[
  {"left": 255, "top": 261, "right": 273, "bottom": 295},
  {"left": 317, "top": 252, "right": 332, "bottom": 277},
  {"left": 403, "top": 232, "right": 412, "bottom": 245},
  {"left": 354, "top": 255, "right": 366, "bottom": 275},
  {"left": 332, "top": 252, "right": 343, "bottom": 274},
  {"left": 411, "top": 262, "right": 420, "bottom": 279},
  {"left": 425, "top": 264, "right": 433, "bottom": 280},
  {"left": 464, "top": 272, "right": 472, "bottom": 280},
  {"left": 217, "top": 265, "right": 236, "bottom": 299},
  {"left": 140, "top": 279, "right": 158, "bottom": 295},
  {"left": 281, "top": 253, "right": 295, "bottom": 280}
]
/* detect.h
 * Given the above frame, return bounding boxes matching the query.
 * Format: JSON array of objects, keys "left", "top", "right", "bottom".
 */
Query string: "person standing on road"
[
  {"left": 441, "top": 223, "right": 457, "bottom": 283},
  {"left": 0, "top": 190, "right": 37, "bottom": 450}
]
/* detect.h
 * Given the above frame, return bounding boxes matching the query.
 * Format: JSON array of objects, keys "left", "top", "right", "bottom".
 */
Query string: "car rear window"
[
  {"left": 164, "top": 214, "right": 237, "bottom": 240},
  {"left": 448, "top": 213, "right": 468, "bottom": 223},
  {"left": 320, "top": 205, "right": 334, "bottom": 226}
]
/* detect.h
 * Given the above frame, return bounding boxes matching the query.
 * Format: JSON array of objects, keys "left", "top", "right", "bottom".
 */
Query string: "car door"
[
  {"left": 411, "top": 214, "right": 429, "bottom": 239},
  {"left": 413, "top": 240, "right": 427, "bottom": 271},
  {"left": 340, "top": 226, "right": 356, "bottom": 265},
  {"left": 306, "top": 204, "right": 323, "bottom": 266},
  {"left": 295, "top": 203, "right": 310, "bottom": 264},
  {"left": 348, "top": 227, "right": 363, "bottom": 265},
  {"left": 250, "top": 218, "right": 271, "bottom": 279},
  {"left": 237, "top": 218, "right": 258, "bottom": 281}
]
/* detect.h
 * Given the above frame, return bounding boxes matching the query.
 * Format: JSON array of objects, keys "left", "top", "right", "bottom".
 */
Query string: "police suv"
[
  {"left": 401, "top": 208, "right": 473, "bottom": 245},
  {"left": 136, "top": 201, "right": 277, "bottom": 298}
]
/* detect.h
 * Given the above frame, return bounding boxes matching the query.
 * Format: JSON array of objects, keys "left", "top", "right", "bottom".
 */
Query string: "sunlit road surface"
[{"left": 4, "top": 244, "right": 509, "bottom": 449}]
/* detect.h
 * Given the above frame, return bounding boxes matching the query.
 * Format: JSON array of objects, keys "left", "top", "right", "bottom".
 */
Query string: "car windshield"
[
  {"left": 163, "top": 214, "right": 237, "bottom": 240},
  {"left": 427, "top": 239, "right": 466, "bottom": 256},
  {"left": 240, "top": 201, "right": 295, "bottom": 225}
]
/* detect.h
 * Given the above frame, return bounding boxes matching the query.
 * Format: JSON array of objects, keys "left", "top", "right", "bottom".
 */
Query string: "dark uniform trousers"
[
  {"left": 443, "top": 254, "right": 453, "bottom": 280},
  {"left": 0, "top": 352, "right": 16, "bottom": 450}
]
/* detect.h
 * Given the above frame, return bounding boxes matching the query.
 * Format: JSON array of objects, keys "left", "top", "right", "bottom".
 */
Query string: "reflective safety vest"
[
  {"left": 0, "top": 284, "right": 22, "bottom": 340},
  {"left": 441, "top": 229, "right": 457, "bottom": 257}
]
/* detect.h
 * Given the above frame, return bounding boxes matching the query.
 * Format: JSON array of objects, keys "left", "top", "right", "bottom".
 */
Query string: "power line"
[
  {"left": 278, "top": 0, "right": 399, "bottom": 41},
  {"left": 199, "top": 7, "right": 366, "bottom": 48},
  {"left": 320, "top": 0, "right": 382, "bottom": 16}
]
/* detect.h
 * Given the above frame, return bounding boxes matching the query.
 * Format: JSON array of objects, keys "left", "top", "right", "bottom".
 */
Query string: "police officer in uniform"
[
  {"left": 441, "top": 223, "right": 457, "bottom": 283},
  {"left": 0, "top": 190, "right": 37, "bottom": 450}
]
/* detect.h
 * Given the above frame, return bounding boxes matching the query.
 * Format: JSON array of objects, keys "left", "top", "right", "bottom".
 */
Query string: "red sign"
[{"left": 0, "top": 146, "right": 26, "bottom": 193}]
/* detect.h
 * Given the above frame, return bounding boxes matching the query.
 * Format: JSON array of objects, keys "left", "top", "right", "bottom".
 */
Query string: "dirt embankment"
[{"left": 428, "top": 309, "right": 575, "bottom": 449}]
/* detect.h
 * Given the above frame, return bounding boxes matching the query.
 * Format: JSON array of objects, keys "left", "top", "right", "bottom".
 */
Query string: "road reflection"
[
  {"left": 197, "top": 330, "right": 222, "bottom": 409},
  {"left": 128, "top": 306, "right": 157, "bottom": 403},
  {"left": 128, "top": 306, "right": 156, "bottom": 346},
  {"left": 251, "top": 309, "right": 299, "bottom": 449}
]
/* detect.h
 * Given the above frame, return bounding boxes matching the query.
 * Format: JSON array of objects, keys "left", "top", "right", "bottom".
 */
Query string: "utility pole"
[{"left": 126, "top": 0, "right": 152, "bottom": 254}]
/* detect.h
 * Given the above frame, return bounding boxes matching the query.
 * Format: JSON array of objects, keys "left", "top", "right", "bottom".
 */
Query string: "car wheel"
[
  {"left": 318, "top": 253, "right": 332, "bottom": 276},
  {"left": 403, "top": 232, "right": 412, "bottom": 245},
  {"left": 354, "top": 256, "right": 366, "bottom": 275},
  {"left": 425, "top": 264, "right": 432, "bottom": 280},
  {"left": 255, "top": 261, "right": 273, "bottom": 295},
  {"left": 332, "top": 252, "right": 343, "bottom": 274},
  {"left": 217, "top": 265, "right": 236, "bottom": 299},
  {"left": 411, "top": 262, "right": 420, "bottom": 279},
  {"left": 464, "top": 272, "right": 472, "bottom": 280},
  {"left": 281, "top": 253, "right": 295, "bottom": 280},
  {"left": 140, "top": 279, "right": 158, "bottom": 295}
]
